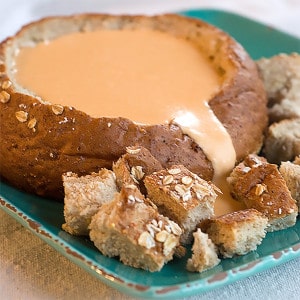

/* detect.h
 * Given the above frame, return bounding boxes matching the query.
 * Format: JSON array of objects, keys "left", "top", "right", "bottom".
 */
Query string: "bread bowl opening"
[{"left": 13, "top": 29, "right": 222, "bottom": 123}]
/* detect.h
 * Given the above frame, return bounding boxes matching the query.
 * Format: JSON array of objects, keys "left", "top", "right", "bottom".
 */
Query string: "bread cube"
[
  {"left": 144, "top": 165, "right": 218, "bottom": 244},
  {"left": 200, "top": 209, "right": 268, "bottom": 258},
  {"left": 89, "top": 184, "right": 182, "bottom": 272}
]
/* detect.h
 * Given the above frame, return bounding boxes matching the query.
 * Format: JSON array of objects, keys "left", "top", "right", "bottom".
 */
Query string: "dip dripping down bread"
[{"left": 0, "top": 14, "right": 267, "bottom": 199}]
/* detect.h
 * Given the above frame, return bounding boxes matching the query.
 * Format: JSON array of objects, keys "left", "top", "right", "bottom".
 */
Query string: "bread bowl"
[{"left": 0, "top": 13, "right": 267, "bottom": 199}]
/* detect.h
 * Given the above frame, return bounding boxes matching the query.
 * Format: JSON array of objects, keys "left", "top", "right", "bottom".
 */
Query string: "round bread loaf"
[{"left": 0, "top": 14, "right": 267, "bottom": 200}]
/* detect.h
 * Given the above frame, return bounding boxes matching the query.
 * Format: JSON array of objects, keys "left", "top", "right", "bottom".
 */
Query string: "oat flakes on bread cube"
[
  {"left": 186, "top": 228, "right": 220, "bottom": 272},
  {"left": 200, "top": 209, "right": 268, "bottom": 258},
  {"left": 227, "top": 154, "right": 298, "bottom": 232},
  {"left": 280, "top": 161, "right": 300, "bottom": 210},
  {"left": 62, "top": 169, "right": 117, "bottom": 236},
  {"left": 263, "top": 118, "right": 300, "bottom": 164},
  {"left": 294, "top": 155, "right": 300, "bottom": 165},
  {"left": 144, "top": 165, "right": 218, "bottom": 244},
  {"left": 112, "top": 145, "right": 163, "bottom": 193},
  {"left": 257, "top": 53, "right": 300, "bottom": 123},
  {"left": 89, "top": 184, "right": 182, "bottom": 272}
]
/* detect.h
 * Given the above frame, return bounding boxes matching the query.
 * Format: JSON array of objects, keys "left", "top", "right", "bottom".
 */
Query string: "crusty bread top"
[
  {"left": 113, "top": 145, "right": 163, "bottom": 193},
  {"left": 0, "top": 14, "right": 267, "bottom": 199},
  {"left": 201, "top": 208, "right": 267, "bottom": 227},
  {"left": 227, "top": 155, "right": 298, "bottom": 221},
  {"left": 144, "top": 164, "right": 218, "bottom": 211}
]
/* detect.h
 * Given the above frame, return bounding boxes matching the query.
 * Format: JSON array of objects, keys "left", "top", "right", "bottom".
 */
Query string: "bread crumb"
[{"left": 187, "top": 229, "right": 220, "bottom": 272}]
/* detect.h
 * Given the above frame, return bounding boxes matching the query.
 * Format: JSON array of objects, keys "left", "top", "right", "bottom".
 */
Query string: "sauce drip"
[{"left": 14, "top": 29, "right": 240, "bottom": 215}]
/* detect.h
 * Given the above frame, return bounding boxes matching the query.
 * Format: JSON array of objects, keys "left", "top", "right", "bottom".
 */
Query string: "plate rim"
[{"left": 1, "top": 192, "right": 300, "bottom": 299}]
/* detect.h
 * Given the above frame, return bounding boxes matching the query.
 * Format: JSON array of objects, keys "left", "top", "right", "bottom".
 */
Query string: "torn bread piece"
[
  {"left": 257, "top": 53, "right": 300, "bottom": 123},
  {"left": 186, "top": 228, "right": 220, "bottom": 272},
  {"left": 62, "top": 169, "right": 117, "bottom": 235},
  {"left": 200, "top": 209, "right": 268, "bottom": 258},
  {"left": 112, "top": 145, "right": 163, "bottom": 193},
  {"left": 263, "top": 118, "right": 300, "bottom": 164},
  {"left": 280, "top": 160, "right": 300, "bottom": 210},
  {"left": 89, "top": 184, "right": 182, "bottom": 272},
  {"left": 227, "top": 154, "right": 298, "bottom": 232},
  {"left": 144, "top": 165, "right": 218, "bottom": 244}
]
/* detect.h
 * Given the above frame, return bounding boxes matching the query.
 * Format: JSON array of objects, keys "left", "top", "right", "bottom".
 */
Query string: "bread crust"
[
  {"left": 144, "top": 164, "right": 218, "bottom": 244},
  {"left": 0, "top": 14, "right": 267, "bottom": 199},
  {"left": 227, "top": 154, "right": 298, "bottom": 232}
]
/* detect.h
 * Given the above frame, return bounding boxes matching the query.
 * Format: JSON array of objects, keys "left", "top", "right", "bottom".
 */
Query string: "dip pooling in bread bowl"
[{"left": 0, "top": 14, "right": 267, "bottom": 200}]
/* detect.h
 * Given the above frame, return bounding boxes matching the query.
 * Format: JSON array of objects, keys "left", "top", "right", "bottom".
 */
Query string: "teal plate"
[{"left": 1, "top": 9, "right": 300, "bottom": 299}]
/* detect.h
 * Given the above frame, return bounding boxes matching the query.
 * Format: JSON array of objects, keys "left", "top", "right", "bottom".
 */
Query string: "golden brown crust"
[
  {"left": 113, "top": 145, "right": 163, "bottom": 193},
  {"left": 144, "top": 165, "right": 218, "bottom": 244},
  {"left": 0, "top": 14, "right": 268, "bottom": 199},
  {"left": 227, "top": 154, "right": 298, "bottom": 231}
]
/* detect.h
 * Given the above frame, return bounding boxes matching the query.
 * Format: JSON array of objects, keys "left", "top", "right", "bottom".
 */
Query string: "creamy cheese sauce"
[{"left": 14, "top": 29, "right": 240, "bottom": 215}]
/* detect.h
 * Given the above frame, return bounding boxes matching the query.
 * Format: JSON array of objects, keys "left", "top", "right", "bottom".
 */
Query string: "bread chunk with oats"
[
  {"left": 89, "top": 184, "right": 182, "bottom": 272},
  {"left": 280, "top": 160, "right": 300, "bottom": 210},
  {"left": 62, "top": 169, "right": 118, "bottom": 235},
  {"left": 263, "top": 118, "right": 300, "bottom": 164},
  {"left": 227, "top": 154, "right": 298, "bottom": 232},
  {"left": 112, "top": 145, "right": 163, "bottom": 193},
  {"left": 257, "top": 53, "right": 300, "bottom": 123},
  {"left": 186, "top": 228, "right": 220, "bottom": 272},
  {"left": 144, "top": 165, "right": 218, "bottom": 244},
  {"left": 200, "top": 209, "right": 268, "bottom": 258}
]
